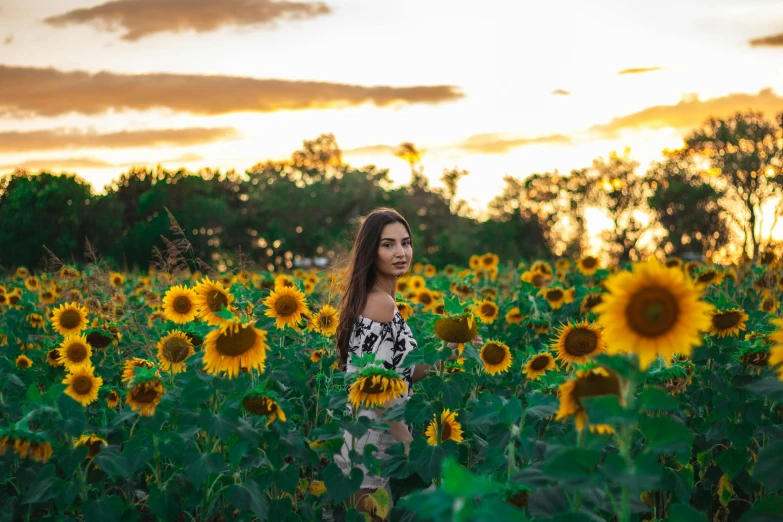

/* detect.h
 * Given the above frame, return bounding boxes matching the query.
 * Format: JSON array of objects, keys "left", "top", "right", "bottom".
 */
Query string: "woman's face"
[{"left": 376, "top": 222, "right": 412, "bottom": 278}]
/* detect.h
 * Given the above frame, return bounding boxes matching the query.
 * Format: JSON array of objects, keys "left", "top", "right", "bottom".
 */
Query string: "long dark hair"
[{"left": 335, "top": 207, "right": 412, "bottom": 367}]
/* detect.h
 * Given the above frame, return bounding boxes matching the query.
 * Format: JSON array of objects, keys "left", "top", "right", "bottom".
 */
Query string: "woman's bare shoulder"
[{"left": 362, "top": 291, "right": 396, "bottom": 323}]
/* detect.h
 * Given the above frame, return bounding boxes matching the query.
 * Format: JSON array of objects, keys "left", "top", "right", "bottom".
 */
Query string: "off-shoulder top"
[{"left": 346, "top": 309, "right": 418, "bottom": 397}]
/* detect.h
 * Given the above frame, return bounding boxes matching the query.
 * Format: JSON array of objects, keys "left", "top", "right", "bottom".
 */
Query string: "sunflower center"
[
  {"left": 480, "top": 303, "right": 495, "bottom": 316},
  {"left": 759, "top": 272, "right": 778, "bottom": 288},
  {"left": 164, "top": 337, "right": 191, "bottom": 363},
  {"left": 547, "top": 289, "right": 564, "bottom": 301},
  {"left": 131, "top": 385, "right": 160, "bottom": 404},
  {"left": 742, "top": 351, "right": 770, "bottom": 366},
  {"left": 441, "top": 421, "right": 452, "bottom": 440},
  {"left": 86, "top": 440, "right": 103, "bottom": 458},
  {"left": 360, "top": 376, "right": 387, "bottom": 394},
  {"left": 572, "top": 372, "right": 621, "bottom": 406},
  {"left": 696, "top": 271, "right": 716, "bottom": 284},
  {"left": 712, "top": 311, "right": 741, "bottom": 330},
  {"left": 319, "top": 315, "right": 333, "bottom": 328},
  {"left": 59, "top": 309, "right": 82, "bottom": 329},
  {"left": 243, "top": 396, "right": 274, "bottom": 415},
  {"left": 582, "top": 257, "right": 597, "bottom": 269},
  {"left": 625, "top": 286, "right": 679, "bottom": 338},
  {"left": 665, "top": 260, "right": 680, "bottom": 268},
  {"left": 584, "top": 294, "right": 602, "bottom": 309},
  {"left": 215, "top": 326, "right": 258, "bottom": 356},
  {"left": 41, "top": 292, "right": 52, "bottom": 299},
  {"left": 482, "top": 343, "right": 506, "bottom": 365},
  {"left": 762, "top": 298, "right": 775, "bottom": 311},
  {"left": 87, "top": 332, "right": 112, "bottom": 348},
  {"left": 72, "top": 375, "right": 94, "bottom": 395},
  {"left": 532, "top": 274, "right": 549, "bottom": 287},
  {"left": 173, "top": 295, "right": 192, "bottom": 314},
  {"left": 419, "top": 293, "right": 433, "bottom": 305},
  {"left": 530, "top": 354, "right": 551, "bottom": 371},
  {"left": 206, "top": 290, "right": 229, "bottom": 312},
  {"left": 66, "top": 342, "right": 88, "bottom": 363},
  {"left": 8, "top": 294, "right": 20, "bottom": 305},
  {"left": 565, "top": 328, "right": 599, "bottom": 356},
  {"left": 274, "top": 295, "right": 299, "bottom": 317}
]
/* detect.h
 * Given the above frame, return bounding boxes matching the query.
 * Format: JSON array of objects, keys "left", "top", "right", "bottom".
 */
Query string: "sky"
[{"left": 1, "top": 0, "right": 783, "bottom": 213}]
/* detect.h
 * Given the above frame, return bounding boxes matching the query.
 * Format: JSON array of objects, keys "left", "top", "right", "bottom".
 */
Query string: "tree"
[
  {"left": 395, "top": 142, "right": 427, "bottom": 188},
  {"left": 682, "top": 111, "right": 783, "bottom": 258},
  {"left": 440, "top": 167, "right": 469, "bottom": 213}
]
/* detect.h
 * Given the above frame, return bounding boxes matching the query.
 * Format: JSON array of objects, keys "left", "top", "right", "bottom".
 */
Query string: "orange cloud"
[
  {"left": 750, "top": 33, "right": 783, "bottom": 46},
  {"left": 0, "top": 152, "right": 204, "bottom": 172},
  {"left": 552, "top": 89, "right": 571, "bottom": 96},
  {"left": 590, "top": 88, "right": 783, "bottom": 137},
  {"left": 0, "top": 65, "right": 463, "bottom": 117},
  {"left": 617, "top": 67, "right": 662, "bottom": 75},
  {"left": 342, "top": 144, "right": 398, "bottom": 156},
  {"left": 455, "top": 133, "right": 571, "bottom": 154},
  {"left": 0, "top": 127, "right": 239, "bottom": 153},
  {"left": 44, "top": 0, "right": 331, "bottom": 41}
]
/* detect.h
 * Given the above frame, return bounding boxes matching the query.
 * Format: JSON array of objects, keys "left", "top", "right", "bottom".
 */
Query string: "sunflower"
[
  {"left": 311, "top": 304, "right": 339, "bottom": 336},
  {"left": 408, "top": 275, "right": 426, "bottom": 291},
  {"left": 274, "top": 275, "right": 296, "bottom": 290},
  {"left": 758, "top": 291, "right": 778, "bottom": 314},
  {"left": 693, "top": 268, "right": 723, "bottom": 288},
  {"left": 424, "top": 264, "right": 437, "bottom": 277},
  {"left": 203, "top": 320, "right": 268, "bottom": 378},
  {"left": 443, "top": 265, "right": 458, "bottom": 277},
  {"left": 397, "top": 301, "right": 414, "bottom": 321},
  {"left": 424, "top": 409, "right": 464, "bottom": 446},
  {"left": 538, "top": 286, "right": 575, "bottom": 310},
  {"left": 107, "top": 389, "right": 120, "bottom": 408},
  {"left": 310, "top": 349, "right": 332, "bottom": 363},
  {"left": 59, "top": 266, "right": 79, "bottom": 279},
  {"left": 413, "top": 288, "right": 437, "bottom": 311},
  {"left": 574, "top": 256, "right": 599, "bottom": 277},
  {"left": 0, "top": 293, "right": 6, "bottom": 306},
  {"left": 57, "top": 334, "right": 93, "bottom": 369},
  {"left": 24, "top": 276, "right": 40, "bottom": 291},
  {"left": 453, "top": 284, "right": 474, "bottom": 299},
  {"left": 63, "top": 366, "right": 103, "bottom": 406},
  {"left": 156, "top": 331, "right": 195, "bottom": 373},
  {"left": 161, "top": 285, "right": 199, "bottom": 324},
  {"left": 0, "top": 429, "right": 53, "bottom": 463},
  {"left": 16, "top": 267, "right": 29, "bottom": 278},
  {"left": 126, "top": 378, "right": 166, "bottom": 417},
  {"left": 474, "top": 299, "right": 499, "bottom": 324},
  {"left": 707, "top": 309, "right": 748, "bottom": 337},
  {"left": 523, "top": 352, "right": 557, "bottom": 381},
  {"left": 262, "top": 285, "right": 309, "bottom": 330},
  {"left": 555, "top": 259, "right": 571, "bottom": 271},
  {"left": 15, "top": 355, "right": 32, "bottom": 369},
  {"left": 530, "top": 261, "right": 553, "bottom": 277},
  {"left": 51, "top": 302, "right": 90, "bottom": 336},
  {"left": 683, "top": 261, "right": 700, "bottom": 278},
  {"left": 74, "top": 434, "right": 108, "bottom": 459},
  {"left": 6, "top": 290, "right": 22, "bottom": 307},
  {"left": 348, "top": 366, "right": 407, "bottom": 408},
  {"left": 754, "top": 271, "right": 780, "bottom": 292},
  {"left": 469, "top": 255, "right": 481, "bottom": 270},
  {"left": 434, "top": 315, "right": 478, "bottom": 343},
  {"left": 27, "top": 313, "right": 44, "bottom": 328},
  {"left": 396, "top": 279, "right": 409, "bottom": 295},
  {"left": 580, "top": 292, "right": 603, "bottom": 315},
  {"left": 505, "top": 306, "right": 525, "bottom": 324},
  {"left": 593, "top": 259, "right": 713, "bottom": 370},
  {"left": 759, "top": 250, "right": 777, "bottom": 266},
  {"left": 551, "top": 320, "right": 606, "bottom": 369},
  {"left": 38, "top": 288, "right": 57, "bottom": 305},
  {"left": 121, "top": 357, "right": 156, "bottom": 383},
  {"left": 526, "top": 318, "right": 551, "bottom": 336},
  {"left": 45, "top": 349, "right": 61, "bottom": 367},
  {"left": 521, "top": 270, "right": 552, "bottom": 289},
  {"left": 663, "top": 257, "right": 682, "bottom": 269},
  {"left": 193, "top": 277, "right": 236, "bottom": 325},
  {"left": 480, "top": 340, "right": 512, "bottom": 375},
  {"left": 242, "top": 390, "right": 287, "bottom": 425},
  {"left": 109, "top": 272, "right": 125, "bottom": 288},
  {"left": 556, "top": 366, "right": 621, "bottom": 433},
  {"left": 481, "top": 253, "right": 499, "bottom": 269}
]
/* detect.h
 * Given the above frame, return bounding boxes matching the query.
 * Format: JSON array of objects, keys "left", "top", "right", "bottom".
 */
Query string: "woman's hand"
[{"left": 472, "top": 335, "right": 484, "bottom": 346}]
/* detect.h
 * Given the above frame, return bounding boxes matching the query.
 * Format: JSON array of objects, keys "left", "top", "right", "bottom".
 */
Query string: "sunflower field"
[{"left": 2, "top": 251, "right": 783, "bottom": 522}]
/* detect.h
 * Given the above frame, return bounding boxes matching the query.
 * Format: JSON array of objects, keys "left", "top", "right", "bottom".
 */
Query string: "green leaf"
[
  {"left": 753, "top": 440, "right": 783, "bottom": 490},
  {"left": 639, "top": 415, "right": 693, "bottom": 455},
  {"left": 747, "top": 378, "right": 783, "bottom": 402},
  {"left": 716, "top": 448, "right": 745, "bottom": 480},
  {"left": 738, "top": 495, "right": 783, "bottom": 522},
  {"left": 542, "top": 448, "right": 602, "bottom": 482},
  {"left": 198, "top": 410, "right": 238, "bottom": 441},
  {"left": 525, "top": 392, "right": 559, "bottom": 419},
  {"left": 226, "top": 481, "right": 270, "bottom": 518},
  {"left": 56, "top": 445, "right": 89, "bottom": 475},
  {"left": 269, "top": 497, "right": 293, "bottom": 521},
  {"left": 323, "top": 462, "right": 363, "bottom": 504},
  {"left": 443, "top": 296, "right": 466, "bottom": 316},
  {"left": 148, "top": 490, "right": 182, "bottom": 522},
  {"left": 405, "top": 394, "right": 436, "bottom": 426},
  {"left": 582, "top": 395, "right": 638, "bottom": 425},
  {"left": 92, "top": 446, "right": 132, "bottom": 478},
  {"left": 441, "top": 458, "right": 499, "bottom": 497},
  {"left": 215, "top": 305, "right": 235, "bottom": 320},
  {"left": 25, "top": 383, "right": 41, "bottom": 403},
  {"left": 22, "top": 475, "right": 58, "bottom": 504},
  {"left": 665, "top": 502, "right": 707, "bottom": 522},
  {"left": 180, "top": 376, "right": 214, "bottom": 405},
  {"left": 82, "top": 495, "right": 125, "bottom": 522},
  {"left": 184, "top": 452, "right": 227, "bottom": 490},
  {"left": 57, "top": 392, "right": 86, "bottom": 436},
  {"left": 639, "top": 387, "right": 680, "bottom": 412},
  {"left": 415, "top": 443, "right": 448, "bottom": 483},
  {"left": 123, "top": 436, "right": 155, "bottom": 473},
  {"left": 440, "top": 377, "right": 468, "bottom": 409}
]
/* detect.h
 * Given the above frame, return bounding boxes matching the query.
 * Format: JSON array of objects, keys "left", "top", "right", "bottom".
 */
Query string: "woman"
[{"left": 333, "top": 207, "right": 480, "bottom": 512}]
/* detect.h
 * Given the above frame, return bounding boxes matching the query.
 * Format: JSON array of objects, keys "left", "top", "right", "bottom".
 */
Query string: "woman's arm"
[{"left": 410, "top": 337, "right": 483, "bottom": 383}]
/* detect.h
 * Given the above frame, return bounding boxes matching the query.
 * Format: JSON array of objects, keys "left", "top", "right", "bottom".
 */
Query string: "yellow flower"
[
  {"left": 15, "top": 355, "right": 32, "bottom": 369},
  {"left": 51, "top": 302, "right": 90, "bottom": 336},
  {"left": 156, "top": 331, "right": 195, "bottom": 373},
  {"left": 242, "top": 393, "right": 287, "bottom": 425},
  {"left": 38, "top": 288, "right": 57, "bottom": 305},
  {"left": 408, "top": 275, "right": 426, "bottom": 291},
  {"left": 664, "top": 257, "right": 682, "bottom": 269},
  {"left": 45, "top": 349, "right": 61, "bottom": 367},
  {"left": 707, "top": 309, "right": 748, "bottom": 337},
  {"left": 580, "top": 292, "right": 604, "bottom": 315},
  {"left": 348, "top": 368, "right": 407, "bottom": 408},
  {"left": 74, "top": 434, "right": 108, "bottom": 459},
  {"left": 311, "top": 304, "right": 339, "bottom": 336},
  {"left": 63, "top": 366, "right": 103, "bottom": 406},
  {"left": 57, "top": 334, "right": 93, "bottom": 369},
  {"left": 759, "top": 291, "right": 779, "bottom": 314},
  {"left": 576, "top": 256, "right": 601, "bottom": 276},
  {"left": 556, "top": 366, "right": 621, "bottom": 433},
  {"left": 162, "top": 285, "right": 200, "bottom": 324},
  {"left": 424, "top": 409, "right": 464, "bottom": 445},
  {"left": 309, "top": 480, "right": 327, "bottom": 497},
  {"left": 555, "top": 259, "right": 571, "bottom": 271},
  {"left": 693, "top": 268, "right": 723, "bottom": 288},
  {"left": 27, "top": 313, "right": 44, "bottom": 328},
  {"left": 551, "top": 320, "right": 606, "bottom": 369},
  {"left": 397, "top": 302, "right": 414, "bottom": 321},
  {"left": 530, "top": 261, "right": 553, "bottom": 277},
  {"left": 203, "top": 320, "right": 268, "bottom": 378},
  {"left": 122, "top": 358, "right": 156, "bottom": 384},
  {"left": 424, "top": 264, "right": 437, "bottom": 277},
  {"left": 480, "top": 253, "right": 499, "bottom": 269},
  {"left": 24, "top": 276, "right": 40, "bottom": 291},
  {"left": 538, "top": 286, "right": 575, "bottom": 310},
  {"left": 413, "top": 288, "right": 437, "bottom": 311},
  {"left": 479, "top": 340, "right": 512, "bottom": 375},
  {"left": 109, "top": 272, "right": 125, "bottom": 288},
  {"left": 474, "top": 299, "right": 499, "bottom": 324},
  {"left": 263, "top": 285, "right": 309, "bottom": 330},
  {"left": 107, "top": 389, "right": 120, "bottom": 409},
  {"left": 521, "top": 270, "right": 552, "bottom": 288},
  {"left": 16, "top": 266, "right": 29, "bottom": 278},
  {"left": 434, "top": 315, "right": 477, "bottom": 343},
  {"left": 194, "top": 277, "right": 236, "bottom": 326},
  {"left": 505, "top": 306, "right": 525, "bottom": 324},
  {"left": 523, "top": 352, "right": 556, "bottom": 380},
  {"left": 594, "top": 259, "right": 713, "bottom": 370},
  {"left": 126, "top": 378, "right": 166, "bottom": 417}
]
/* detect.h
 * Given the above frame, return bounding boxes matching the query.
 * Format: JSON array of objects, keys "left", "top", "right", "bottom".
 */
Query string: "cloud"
[
  {"left": 617, "top": 67, "right": 662, "bottom": 75},
  {"left": 3, "top": 36, "right": 12, "bottom": 45},
  {"left": 455, "top": 133, "right": 572, "bottom": 154},
  {"left": 44, "top": 0, "right": 331, "bottom": 42},
  {"left": 0, "top": 65, "right": 464, "bottom": 117},
  {"left": 590, "top": 88, "right": 783, "bottom": 137},
  {"left": 552, "top": 89, "right": 571, "bottom": 96},
  {"left": 342, "top": 144, "right": 398, "bottom": 156},
  {"left": 0, "top": 127, "right": 239, "bottom": 153},
  {"left": 750, "top": 32, "right": 783, "bottom": 47},
  {"left": 0, "top": 152, "right": 205, "bottom": 172}
]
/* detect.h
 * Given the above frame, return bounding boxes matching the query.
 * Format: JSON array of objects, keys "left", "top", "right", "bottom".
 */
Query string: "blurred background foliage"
[{"left": 1, "top": 111, "right": 782, "bottom": 271}]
